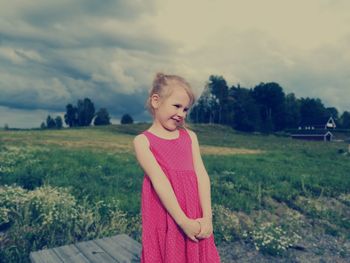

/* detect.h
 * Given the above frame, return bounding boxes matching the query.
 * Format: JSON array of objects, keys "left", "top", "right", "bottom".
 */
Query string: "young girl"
[{"left": 133, "top": 73, "right": 221, "bottom": 263}]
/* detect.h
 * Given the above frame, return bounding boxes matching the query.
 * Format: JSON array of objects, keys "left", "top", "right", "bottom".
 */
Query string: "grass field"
[{"left": 1, "top": 123, "right": 349, "bottom": 261}]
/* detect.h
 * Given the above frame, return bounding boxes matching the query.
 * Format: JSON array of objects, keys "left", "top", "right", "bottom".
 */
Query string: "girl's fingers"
[{"left": 190, "top": 236, "right": 198, "bottom": 242}]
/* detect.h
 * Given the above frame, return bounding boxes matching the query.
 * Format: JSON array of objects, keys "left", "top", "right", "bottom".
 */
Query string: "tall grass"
[{"left": 0, "top": 123, "right": 349, "bottom": 260}]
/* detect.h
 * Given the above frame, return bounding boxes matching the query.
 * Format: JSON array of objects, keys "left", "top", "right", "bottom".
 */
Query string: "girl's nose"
[
  {"left": 177, "top": 110, "right": 186, "bottom": 118},
  {"left": 177, "top": 110, "right": 186, "bottom": 117}
]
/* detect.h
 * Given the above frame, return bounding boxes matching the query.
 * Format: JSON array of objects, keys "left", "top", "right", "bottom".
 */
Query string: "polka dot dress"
[{"left": 140, "top": 128, "right": 221, "bottom": 263}]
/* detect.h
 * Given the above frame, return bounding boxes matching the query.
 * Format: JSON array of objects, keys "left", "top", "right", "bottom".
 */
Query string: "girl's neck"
[{"left": 148, "top": 123, "right": 179, "bottom": 137}]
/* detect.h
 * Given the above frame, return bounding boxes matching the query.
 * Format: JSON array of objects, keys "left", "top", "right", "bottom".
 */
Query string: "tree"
[
  {"left": 325, "top": 107, "right": 339, "bottom": 120},
  {"left": 284, "top": 93, "right": 301, "bottom": 129},
  {"left": 40, "top": 122, "right": 46, "bottom": 129},
  {"left": 299, "top": 98, "right": 327, "bottom": 125},
  {"left": 64, "top": 104, "right": 78, "bottom": 127},
  {"left": 55, "top": 116, "right": 63, "bottom": 129},
  {"left": 207, "top": 75, "right": 229, "bottom": 124},
  {"left": 77, "top": 98, "right": 95, "bottom": 126},
  {"left": 94, "top": 108, "right": 111, "bottom": 126},
  {"left": 252, "top": 82, "right": 286, "bottom": 132},
  {"left": 229, "top": 86, "right": 260, "bottom": 132},
  {"left": 121, "top": 114, "right": 133, "bottom": 124},
  {"left": 46, "top": 115, "right": 56, "bottom": 129},
  {"left": 189, "top": 84, "right": 217, "bottom": 124},
  {"left": 340, "top": 111, "right": 350, "bottom": 129}
]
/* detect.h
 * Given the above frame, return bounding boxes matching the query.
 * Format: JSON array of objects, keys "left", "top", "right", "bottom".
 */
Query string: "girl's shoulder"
[
  {"left": 133, "top": 133, "right": 150, "bottom": 149},
  {"left": 182, "top": 127, "right": 197, "bottom": 142}
]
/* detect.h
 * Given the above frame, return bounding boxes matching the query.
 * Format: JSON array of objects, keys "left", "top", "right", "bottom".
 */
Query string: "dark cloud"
[
  {"left": 0, "top": 0, "right": 176, "bottom": 128},
  {"left": 1, "top": 0, "right": 349, "bottom": 128}
]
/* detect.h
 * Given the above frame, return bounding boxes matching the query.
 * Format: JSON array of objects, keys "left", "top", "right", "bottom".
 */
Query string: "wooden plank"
[
  {"left": 30, "top": 234, "right": 142, "bottom": 263},
  {"left": 74, "top": 239, "right": 116, "bottom": 263},
  {"left": 111, "top": 235, "right": 141, "bottom": 262},
  {"left": 53, "top": 244, "right": 90, "bottom": 263},
  {"left": 30, "top": 248, "right": 63, "bottom": 263},
  {"left": 94, "top": 236, "right": 136, "bottom": 263},
  {"left": 112, "top": 234, "right": 142, "bottom": 252}
]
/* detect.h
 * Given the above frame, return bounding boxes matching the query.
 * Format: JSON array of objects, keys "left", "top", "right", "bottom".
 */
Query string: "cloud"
[
  {"left": 0, "top": 105, "right": 65, "bottom": 129},
  {"left": 0, "top": 0, "right": 350, "bottom": 128},
  {"left": 0, "top": 0, "right": 174, "bottom": 124}
]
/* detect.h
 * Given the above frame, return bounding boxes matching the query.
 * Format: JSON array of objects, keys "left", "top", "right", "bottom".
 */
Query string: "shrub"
[
  {"left": 243, "top": 221, "right": 301, "bottom": 256},
  {"left": 0, "top": 185, "right": 135, "bottom": 263},
  {"left": 212, "top": 204, "right": 242, "bottom": 243}
]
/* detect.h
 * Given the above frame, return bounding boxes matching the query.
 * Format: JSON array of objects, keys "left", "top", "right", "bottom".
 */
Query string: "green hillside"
[{"left": 1, "top": 123, "right": 349, "bottom": 262}]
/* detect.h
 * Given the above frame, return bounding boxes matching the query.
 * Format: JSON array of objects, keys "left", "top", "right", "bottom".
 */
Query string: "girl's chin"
[{"left": 166, "top": 121, "right": 179, "bottom": 129}]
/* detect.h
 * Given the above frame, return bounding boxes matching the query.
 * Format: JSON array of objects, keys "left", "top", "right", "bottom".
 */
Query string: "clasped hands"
[{"left": 180, "top": 216, "right": 213, "bottom": 243}]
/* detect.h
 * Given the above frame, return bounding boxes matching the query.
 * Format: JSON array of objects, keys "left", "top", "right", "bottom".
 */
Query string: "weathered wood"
[
  {"left": 94, "top": 237, "right": 134, "bottom": 263},
  {"left": 112, "top": 234, "right": 142, "bottom": 253},
  {"left": 53, "top": 244, "right": 90, "bottom": 263},
  {"left": 74, "top": 239, "right": 116, "bottom": 263},
  {"left": 29, "top": 248, "right": 63, "bottom": 263},
  {"left": 111, "top": 235, "right": 141, "bottom": 263},
  {"left": 30, "top": 234, "right": 142, "bottom": 263}
]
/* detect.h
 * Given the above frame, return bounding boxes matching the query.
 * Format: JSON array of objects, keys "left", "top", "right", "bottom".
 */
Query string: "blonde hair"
[{"left": 145, "top": 73, "right": 196, "bottom": 128}]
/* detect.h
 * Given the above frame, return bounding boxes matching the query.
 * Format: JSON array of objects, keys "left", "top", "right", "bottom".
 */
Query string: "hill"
[{"left": 0, "top": 123, "right": 349, "bottom": 262}]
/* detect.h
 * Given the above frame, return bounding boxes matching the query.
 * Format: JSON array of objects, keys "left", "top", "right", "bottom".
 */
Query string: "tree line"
[
  {"left": 189, "top": 75, "right": 350, "bottom": 132},
  {"left": 41, "top": 98, "right": 133, "bottom": 129},
  {"left": 38, "top": 75, "right": 350, "bottom": 132}
]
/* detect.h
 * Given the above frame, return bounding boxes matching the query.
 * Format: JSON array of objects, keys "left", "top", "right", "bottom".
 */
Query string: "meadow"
[{"left": 0, "top": 123, "right": 349, "bottom": 262}]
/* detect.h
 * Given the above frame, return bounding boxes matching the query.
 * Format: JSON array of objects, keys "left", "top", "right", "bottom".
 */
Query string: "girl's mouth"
[{"left": 171, "top": 118, "right": 182, "bottom": 125}]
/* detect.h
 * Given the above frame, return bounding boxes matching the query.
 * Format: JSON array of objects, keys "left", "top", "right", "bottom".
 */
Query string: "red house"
[{"left": 291, "top": 116, "right": 335, "bottom": 141}]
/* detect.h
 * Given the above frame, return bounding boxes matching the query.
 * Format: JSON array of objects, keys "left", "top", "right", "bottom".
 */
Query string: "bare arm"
[
  {"left": 133, "top": 134, "right": 188, "bottom": 226},
  {"left": 188, "top": 130, "right": 213, "bottom": 220}
]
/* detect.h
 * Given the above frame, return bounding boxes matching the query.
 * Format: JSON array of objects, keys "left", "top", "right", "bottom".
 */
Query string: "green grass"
[
  {"left": 1, "top": 123, "right": 349, "bottom": 260},
  {"left": 1, "top": 123, "right": 349, "bottom": 213}
]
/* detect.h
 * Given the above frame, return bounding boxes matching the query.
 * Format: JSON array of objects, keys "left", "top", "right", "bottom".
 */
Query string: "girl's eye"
[{"left": 173, "top": 105, "right": 189, "bottom": 112}]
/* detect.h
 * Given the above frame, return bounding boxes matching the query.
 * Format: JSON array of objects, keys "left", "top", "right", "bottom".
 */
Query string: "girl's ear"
[{"left": 151, "top": 94, "right": 161, "bottom": 109}]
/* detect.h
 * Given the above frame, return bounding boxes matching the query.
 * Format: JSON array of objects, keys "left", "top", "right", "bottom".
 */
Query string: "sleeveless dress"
[{"left": 140, "top": 128, "right": 221, "bottom": 263}]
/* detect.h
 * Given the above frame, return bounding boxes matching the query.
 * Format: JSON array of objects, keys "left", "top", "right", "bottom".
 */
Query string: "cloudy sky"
[{"left": 0, "top": 0, "right": 349, "bottom": 128}]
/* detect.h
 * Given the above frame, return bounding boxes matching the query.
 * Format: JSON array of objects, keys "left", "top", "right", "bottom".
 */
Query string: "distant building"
[
  {"left": 291, "top": 116, "right": 335, "bottom": 141},
  {"left": 291, "top": 129, "right": 333, "bottom": 141},
  {"left": 298, "top": 116, "right": 336, "bottom": 130}
]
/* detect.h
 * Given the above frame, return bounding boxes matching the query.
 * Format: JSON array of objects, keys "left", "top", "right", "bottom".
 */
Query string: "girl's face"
[{"left": 152, "top": 87, "right": 191, "bottom": 131}]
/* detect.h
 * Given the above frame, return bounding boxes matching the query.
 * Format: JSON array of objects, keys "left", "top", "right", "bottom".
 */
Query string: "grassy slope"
[{"left": 1, "top": 123, "right": 349, "bottom": 239}]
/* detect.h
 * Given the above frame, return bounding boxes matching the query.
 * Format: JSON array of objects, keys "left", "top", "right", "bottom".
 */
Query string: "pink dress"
[{"left": 140, "top": 128, "right": 221, "bottom": 263}]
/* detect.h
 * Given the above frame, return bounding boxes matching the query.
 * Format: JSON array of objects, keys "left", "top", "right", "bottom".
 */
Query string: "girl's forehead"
[{"left": 168, "top": 89, "right": 190, "bottom": 103}]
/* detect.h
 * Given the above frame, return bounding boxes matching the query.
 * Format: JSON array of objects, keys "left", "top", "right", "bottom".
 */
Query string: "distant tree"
[
  {"left": 94, "top": 108, "right": 111, "bottom": 126},
  {"left": 4, "top": 123, "right": 9, "bottom": 130},
  {"left": 229, "top": 86, "right": 260, "bottom": 132},
  {"left": 224, "top": 95, "right": 235, "bottom": 126},
  {"left": 284, "top": 93, "right": 301, "bottom": 129},
  {"left": 340, "top": 111, "right": 350, "bottom": 129},
  {"left": 64, "top": 104, "right": 78, "bottom": 127},
  {"left": 207, "top": 75, "right": 229, "bottom": 124},
  {"left": 121, "top": 114, "right": 133, "bottom": 124},
  {"left": 46, "top": 115, "right": 56, "bottom": 129},
  {"left": 40, "top": 122, "right": 46, "bottom": 129},
  {"left": 189, "top": 85, "right": 215, "bottom": 123},
  {"left": 77, "top": 98, "right": 95, "bottom": 126},
  {"left": 55, "top": 116, "right": 63, "bottom": 129},
  {"left": 299, "top": 98, "right": 327, "bottom": 125},
  {"left": 252, "top": 82, "right": 286, "bottom": 132},
  {"left": 325, "top": 107, "right": 339, "bottom": 120}
]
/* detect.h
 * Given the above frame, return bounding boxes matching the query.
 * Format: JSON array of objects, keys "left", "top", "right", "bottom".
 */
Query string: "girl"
[{"left": 133, "top": 73, "right": 221, "bottom": 262}]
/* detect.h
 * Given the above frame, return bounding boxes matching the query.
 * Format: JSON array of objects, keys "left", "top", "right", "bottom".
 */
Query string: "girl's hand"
[
  {"left": 194, "top": 217, "right": 213, "bottom": 239},
  {"left": 179, "top": 218, "right": 201, "bottom": 242}
]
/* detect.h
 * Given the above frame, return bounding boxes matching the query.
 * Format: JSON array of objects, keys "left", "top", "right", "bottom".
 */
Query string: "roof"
[
  {"left": 299, "top": 116, "right": 335, "bottom": 127},
  {"left": 291, "top": 130, "right": 333, "bottom": 136}
]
